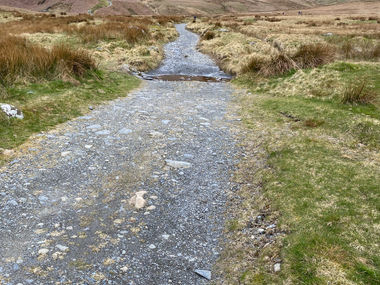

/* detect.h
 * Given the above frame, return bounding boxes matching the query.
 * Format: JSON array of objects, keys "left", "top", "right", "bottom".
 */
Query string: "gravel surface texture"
[
  {"left": 0, "top": 24, "right": 239, "bottom": 284},
  {"left": 147, "top": 24, "right": 231, "bottom": 79}
]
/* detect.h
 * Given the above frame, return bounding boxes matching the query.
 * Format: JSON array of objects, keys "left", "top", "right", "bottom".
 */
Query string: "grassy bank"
[
  {"left": 0, "top": 72, "right": 139, "bottom": 157},
  {"left": 187, "top": 15, "right": 380, "bottom": 284},
  {"left": 0, "top": 11, "right": 180, "bottom": 162},
  {"left": 228, "top": 64, "right": 380, "bottom": 284}
]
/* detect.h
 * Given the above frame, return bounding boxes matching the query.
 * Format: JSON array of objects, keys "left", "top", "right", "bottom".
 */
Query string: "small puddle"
[{"left": 140, "top": 74, "right": 231, "bottom": 82}]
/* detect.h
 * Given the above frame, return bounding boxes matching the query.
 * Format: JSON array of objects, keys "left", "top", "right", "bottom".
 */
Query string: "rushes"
[
  {"left": 243, "top": 43, "right": 335, "bottom": 76},
  {"left": 0, "top": 35, "right": 96, "bottom": 86},
  {"left": 341, "top": 79, "right": 376, "bottom": 104}
]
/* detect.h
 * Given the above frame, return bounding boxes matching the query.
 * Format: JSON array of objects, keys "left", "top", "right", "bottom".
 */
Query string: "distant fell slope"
[{"left": 0, "top": 0, "right": 375, "bottom": 15}]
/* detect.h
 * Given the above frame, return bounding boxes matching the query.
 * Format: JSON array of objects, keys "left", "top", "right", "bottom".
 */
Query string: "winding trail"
[{"left": 0, "top": 24, "right": 240, "bottom": 284}]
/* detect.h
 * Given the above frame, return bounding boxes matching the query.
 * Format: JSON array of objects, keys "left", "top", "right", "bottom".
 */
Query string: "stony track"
[{"left": 0, "top": 24, "right": 240, "bottom": 284}]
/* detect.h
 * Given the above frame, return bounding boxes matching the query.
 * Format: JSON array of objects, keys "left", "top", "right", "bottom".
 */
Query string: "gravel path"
[{"left": 0, "top": 24, "right": 239, "bottom": 284}]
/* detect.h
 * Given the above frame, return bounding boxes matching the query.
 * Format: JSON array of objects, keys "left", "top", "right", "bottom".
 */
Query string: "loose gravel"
[{"left": 0, "top": 24, "right": 240, "bottom": 284}]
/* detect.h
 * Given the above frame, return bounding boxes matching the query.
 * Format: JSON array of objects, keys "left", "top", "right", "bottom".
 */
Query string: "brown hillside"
[{"left": 0, "top": 0, "right": 378, "bottom": 15}]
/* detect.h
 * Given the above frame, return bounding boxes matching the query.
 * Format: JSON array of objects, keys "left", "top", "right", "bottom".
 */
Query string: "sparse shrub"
[
  {"left": 293, "top": 43, "right": 335, "bottom": 69},
  {"left": 202, "top": 30, "right": 215, "bottom": 40},
  {"left": 341, "top": 80, "right": 376, "bottom": 104}
]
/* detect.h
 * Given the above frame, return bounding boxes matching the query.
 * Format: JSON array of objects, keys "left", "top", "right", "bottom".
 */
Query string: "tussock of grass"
[
  {"left": 242, "top": 43, "right": 335, "bottom": 76},
  {"left": 341, "top": 80, "right": 376, "bottom": 104},
  {"left": 201, "top": 30, "right": 215, "bottom": 40},
  {"left": 0, "top": 35, "right": 96, "bottom": 86}
]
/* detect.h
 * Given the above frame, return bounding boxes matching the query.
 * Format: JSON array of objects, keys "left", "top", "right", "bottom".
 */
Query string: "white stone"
[
  {"left": 56, "top": 244, "right": 69, "bottom": 252},
  {"left": 61, "top": 151, "right": 71, "bottom": 157},
  {"left": 165, "top": 159, "right": 192, "bottom": 169},
  {"left": 162, "top": 234, "right": 170, "bottom": 240},
  {"left": 129, "top": 191, "right": 147, "bottom": 209},
  {"left": 148, "top": 244, "right": 156, "bottom": 249},
  {"left": 0, "top": 104, "right": 24, "bottom": 119},
  {"left": 85, "top": 145, "right": 93, "bottom": 149},
  {"left": 120, "top": 266, "right": 128, "bottom": 272},
  {"left": 118, "top": 128, "right": 132, "bottom": 135},
  {"left": 146, "top": 205, "right": 156, "bottom": 211},
  {"left": 149, "top": 131, "right": 163, "bottom": 138},
  {"left": 194, "top": 269, "right": 211, "bottom": 280},
  {"left": 274, "top": 263, "right": 281, "bottom": 272},
  {"left": 38, "top": 248, "right": 49, "bottom": 255}
]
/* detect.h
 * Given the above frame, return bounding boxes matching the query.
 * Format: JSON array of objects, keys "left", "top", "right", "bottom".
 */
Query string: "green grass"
[
  {"left": 230, "top": 62, "right": 380, "bottom": 284},
  {"left": 0, "top": 72, "right": 139, "bottom": 152}
]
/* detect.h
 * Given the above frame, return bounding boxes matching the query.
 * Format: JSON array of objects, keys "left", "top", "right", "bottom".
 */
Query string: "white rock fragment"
[
  {"left": 61, "top": 196, "right": 68, "bottom": 202},
  {"left": 56, "top": 244, "right": 69, "bottom": 252},
  {"left": 0, "top": 103, "right": 24, "bottom": 119},
  {"left": 85, "top": 145, "right": 93, "bottom": 149},
  {"left": 146, "top": 205, "right": 156, "bottom": 211},
  {"left": 162, "top": 234, "right": 170, "bottom": 240},
  {"left": 165, "top": 159, "right": 192, "bottom": 169},
  {"left": 61, "top": 151, "right": 71, "bottom": 157},
  {"left": 148, "top": 244, "right": 156, "bottom": 249},
  {"left": 274, "top": 263, "right": 281, "bottom": 272},
  {"left": 120, "top": 266, "right": 128, "bottom": 272},
  {"left": 149, "top": 131, "right": 163, "bottom": 138},
  {"left": 194, "top": 269, "right": 211, "bottom": 280},
  {"left": 38, "top": 248, "right": 49, "bottom": 255},
  {"left": 258, "top": 228, "right": 265, "bottom": 234},
  {"left": 118, "top": 128, "right": 132, "bottom": 135},
  {"left": 129, "top": 191, "right": 147, "bottom": 209}
]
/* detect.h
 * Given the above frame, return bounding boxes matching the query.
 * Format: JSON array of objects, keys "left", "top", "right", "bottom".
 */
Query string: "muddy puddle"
[{"left": 140, "top": 74, "right": 231, "bottom": 82}]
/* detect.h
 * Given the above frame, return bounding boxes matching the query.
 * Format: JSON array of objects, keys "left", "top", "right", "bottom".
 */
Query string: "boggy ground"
[{"left": 0, "top": 24, "right": 241, "bottom": 284}]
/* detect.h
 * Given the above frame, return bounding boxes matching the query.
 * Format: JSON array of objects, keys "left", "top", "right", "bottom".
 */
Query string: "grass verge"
[
  {"left": 0, "top": 72, "right": 140, "bottom": 163},
  {"left": 221, "top": 63, "right": 380, "bottom": 284}
]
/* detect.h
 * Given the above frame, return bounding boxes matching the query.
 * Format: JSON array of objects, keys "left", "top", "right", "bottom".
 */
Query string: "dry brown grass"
[
  {"left": 341, "top": 79, "right": 376, "bottom": 104},
  {"left": 0, "top": 13, "right": 182, "bottom": 45},
  {"left": 293, "top": 43, "right": 335, "bottom": 69},
  {"left": 242, "top": 43, "right": 335, "bottom": 76},
  {"left": 201, "top": 30, "right": 215, "bottom": 40},
  {"left": 66, "top": 22, "right": 151, "bottom": 44},
  {"left": 0, "top": 34, "right": 96, "bottom": 86}
]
